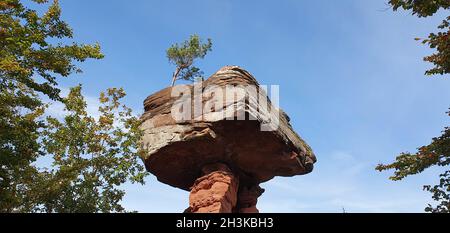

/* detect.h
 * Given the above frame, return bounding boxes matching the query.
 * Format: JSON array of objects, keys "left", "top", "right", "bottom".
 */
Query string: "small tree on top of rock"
[{"left": 166, "top": 34, "right": 212, "bottom": 86}]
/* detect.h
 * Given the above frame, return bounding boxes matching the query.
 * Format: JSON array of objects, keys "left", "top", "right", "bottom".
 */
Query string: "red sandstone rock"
[
  {"left": 189, "top": 163, "right": 238, "bottom": 213},
  {"left": 140, "top": 66, "right": 316, "bottom": 213},
  {"left": 239, "top": 206, "right": 259, "bottom": 213},
  {"left": 237, "top": 185, "right": 264, "bottom": 213}
]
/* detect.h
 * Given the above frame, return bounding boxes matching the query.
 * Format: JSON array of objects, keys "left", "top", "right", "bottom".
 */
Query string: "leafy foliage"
[
  {"left": 0, "top": 0, "right": 101, "bottom": 212},
  {"left": 0, "top": 0, "right": 147, "bottom": 212},
  {"left": 422, "top": 16, "right": 450, "bottom": 75},
  {"left": 166, "top": 34, "right": 212, "bottom": 86},
  {"left": 0, "top": 82, "right": 44, "bottom": 212},
  {"left": 389, "top": 0, "right": 449, "bottom": 75},
  {"left": 376, "top": 110, "right": 450, "bottom": 212},
  {"left": 389, "top": 0, "right": 449, "bottom": 17},
  {"left": 377, "top": 1, "right": 450, "bottom": 212},
  {"left": 27, "top": 86, "right": 148, "bottom": 213},
  {"left": 0, "top": 0, "right": 103, "bottom": 100}
]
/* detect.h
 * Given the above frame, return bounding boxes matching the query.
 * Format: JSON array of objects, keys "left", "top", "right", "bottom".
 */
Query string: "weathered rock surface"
[
  {"left": 140, "top": 65, "right": 316, "bottom": 212},
  {"left": 188, "top": 163, "right": 238, "bottom": 213},
  {"left": 237, "top": 185, "right": 264, "bottom": 213}
]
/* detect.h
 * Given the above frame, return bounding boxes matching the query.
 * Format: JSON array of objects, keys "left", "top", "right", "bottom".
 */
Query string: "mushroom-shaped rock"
[{"left": 140, "top": 66, "right": 316, "bottom": 213}]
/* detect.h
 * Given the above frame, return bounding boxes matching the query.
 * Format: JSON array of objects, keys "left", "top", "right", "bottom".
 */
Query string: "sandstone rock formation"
[
  {"left": 188, "top": 163, "right": 238, "bottom": 213},
  {"left": 140, "top": 66, "right": 316, "bottom": 213}
]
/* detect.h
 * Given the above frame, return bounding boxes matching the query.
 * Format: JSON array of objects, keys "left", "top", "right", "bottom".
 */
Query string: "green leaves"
[
  {"left": 389, "top": 0, "right": 449, "bottom": 76},
  {"left": 166, "top": 34, "right": 212, "bottom": 85},
  {"left": 422, "top": 16, "right": 450, "bottom": 75},
  {"left": 0, "top": 0, "right": 103, "bottom": 101},
  {"left": 378, "top": 0, "right": 450, "bottom": 213},
  {"left": 377, "top": 110, "right": 450, "bottom": 212},
  {"left": 178, "top": 66, "right": 203, "bottom": 81},
  {"left": 389, "top": 0, "right": 449, "bottom": 18},
  {"left": 0, "top": 81, "right": 44, "bottom": 212},
  {"left": 424, "top": 171, "right": 450, "bottom": 213},
  {"left": 1, "top": 0, "right": 146, "bottom": 213},
  {"left": 37, "top": 86, "right": 148, "bottom": 213}
]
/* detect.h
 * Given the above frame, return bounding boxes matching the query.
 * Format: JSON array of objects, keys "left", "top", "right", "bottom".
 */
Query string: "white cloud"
[{"left": 330, "top": 151, "right": 355, "bottom": 162}]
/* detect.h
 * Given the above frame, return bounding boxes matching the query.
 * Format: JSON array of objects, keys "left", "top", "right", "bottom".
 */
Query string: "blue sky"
[{"left": 38, "top": 0, "right": 450, "bottom": 212}]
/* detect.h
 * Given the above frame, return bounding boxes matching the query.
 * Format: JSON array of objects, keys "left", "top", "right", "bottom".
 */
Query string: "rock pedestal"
[
  {"left": 188, "top": 163, "right": 238, "bottom": 213},
  {"left": 237, "top": 185, "right": 264, "bottom": 213},
  {"left": 140, "top": 66, "right": 316, "bottom": 213}
]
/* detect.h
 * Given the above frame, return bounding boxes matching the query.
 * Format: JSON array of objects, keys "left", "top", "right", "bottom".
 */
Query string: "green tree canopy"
[
  {"left": 27, "top": 86, "right": 148, "bottom": 212},
  {"left": 0, "top": 0, "right": 148, "bottom": 212},
  {"left": 0, "top": 0, "right": 103, "bottom": 100},
  {"left": 166, "top": 34, "right": 212, "bottom": 86},
  {"left": 389, "top": 0, "right": 449, "bottom": 17},
  {"left": 389, "top": 0, "right": 449, "bottom": 75},
  {"left": 0, "top": 0, "right": 102, "bottom": 212},
  {"left": 377, "top": 1, "right": 450, "bottom": 213},
  {"left": 376, "top": 109, "right": 450, "bottom": 212}
]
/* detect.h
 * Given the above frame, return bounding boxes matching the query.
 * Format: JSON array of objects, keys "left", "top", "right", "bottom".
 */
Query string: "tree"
[
  {"left": 376, "top": 1, "right": 450, "bottom": 212},
  {"left": 0, "top": 82, "right": 44, "bottom": 212},
  {"left": 0, "top": 0, "right": 102, "bottom": 212},
  {"left": 166, "top": 34, "right": 212, "bottom": 86},
  {"left": 0, "top": 0, "right": 148, "bottom": 212},
  {"left": 376, "top": 109, "right": 450, "bottom": 212},
  {"left": 0, "top": 0, "right": 103, "bottom": 99},
  {"left": 389, "top": 0, "right": 449, "bottom": 75},
  {"left": 26, "top": 86, "right": 148, "bottom": 213}
]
